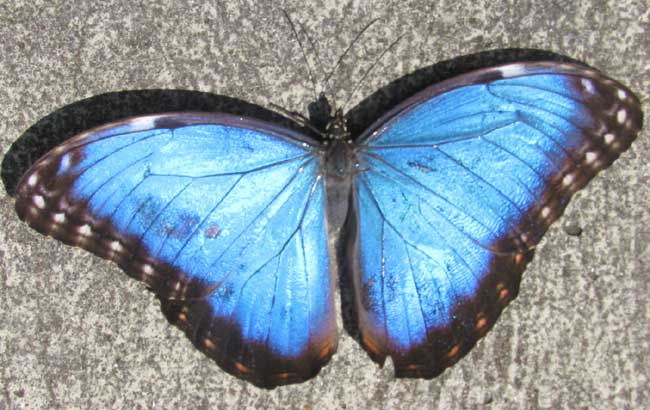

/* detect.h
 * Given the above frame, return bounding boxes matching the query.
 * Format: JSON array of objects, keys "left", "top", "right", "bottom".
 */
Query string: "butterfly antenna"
[
  {"left": 298, "top": 20, "right": 325, "bottom": 79},
  {"left": 322, "top": 17, "right": 380, "bottom": 96},
  {"left": 282, "top": 9, "right": 319, "bottom": 99},
  {"left": 342, "top": 34, "right": 405, "bottom": 111}
]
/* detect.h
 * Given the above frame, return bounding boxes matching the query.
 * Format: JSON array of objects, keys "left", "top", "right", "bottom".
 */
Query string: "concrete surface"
[{"left": 1, "top": 1, "right": 648, "bottom": 409}]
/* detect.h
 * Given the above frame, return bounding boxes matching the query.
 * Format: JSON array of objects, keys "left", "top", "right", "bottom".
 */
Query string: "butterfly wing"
[
  {"left": 350, "top": 62, "right": 642, "bottom": 377},
  {"left": 15, "top": 113, "right": 337, "bottom": 387}
]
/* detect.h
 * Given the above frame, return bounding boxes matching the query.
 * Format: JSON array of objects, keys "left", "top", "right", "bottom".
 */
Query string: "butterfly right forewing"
[{"left": 347, "top": 62, "right": 642, "bottom": 377}]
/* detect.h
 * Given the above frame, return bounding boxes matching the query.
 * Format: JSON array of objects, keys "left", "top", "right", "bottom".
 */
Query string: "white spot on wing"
[
  {"left": 498, "top": 65, "right": 527, "bottom": 78},
  {"left": 27, "top": 174, "right": 38, "bottom": 187},
  {"left": 142, "top": 264, "right": 154, "bottom": 275},
  {"left": 585, "top": 152, "right": 598, "bottom": 164},
  {"left": 131, "top": 117, "right": 156, "bottom": 129},
  {"left": 60, "top": 154, "right": 72, "bottom": 172},
  {"left": 562, "top": 174, "right": 574, "bottom": 186},
  {"left": 78, "top": 224, "right": 92, "bottom": 236},
  {"left": 33, "top": 195, "right": 45, "bottom": 209},
  {"left": 617, "top": 89, "right": 627, "bottom": 100},
  {"left": 581, "top": 78, "right": 595, "bottom": 94},
  {"left": 541, "top": 207, "right": 551, "bottom": 219},
  {"left": 616, "top": 109, "right": 627, "bottom": 124},
  {"left": 53, "top": 213, "right": 65, "bottom": 223},
  {"left": 110, "top": 241, "right": 123, "bottom": 252}
]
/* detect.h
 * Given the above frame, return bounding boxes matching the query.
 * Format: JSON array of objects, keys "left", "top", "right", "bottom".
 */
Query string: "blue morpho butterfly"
[{"left": 14, "top": 58, "right": 642, "bottom": 388}]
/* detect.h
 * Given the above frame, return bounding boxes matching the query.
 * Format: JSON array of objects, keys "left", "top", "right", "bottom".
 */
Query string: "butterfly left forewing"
[
  {"left": 349, "top": 62, "right": 642, "bottom": 377},
  {"left": 15, "top": 113, "right": 338, "bottom": 387}
]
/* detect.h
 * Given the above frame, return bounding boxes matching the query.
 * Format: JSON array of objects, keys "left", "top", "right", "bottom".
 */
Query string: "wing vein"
[
  {"left": 486, "top": 85, "right": 594, "bottom": 164},
  {"left": 359, "top": 176, "right": 464, "bottom": 334},
  {"left": 136, "top": 179, "right": 194, "bottom": 252},
  {"left": 72, "top": 133, "right": 163, "bottom": 185},
  {"left": 83, "top": 152, "right": 153, "bottom": 205},
  {"left": 404, "top": 244, "right": 431, "bottom": 346},
  {"left": 435, "top": 146, "right": 526, "bottom": 214},
  {"left": 489, "top": 82, "right": 590, "bottom": 106},
  {"left": 363, "top": 152, "right": 505, "bottom": 249},
  {"left": 63, "top": 128, "right": 169, "bottom": 153},
  {"left": 358, "top": 174, "right": 479, "bottom": 305},
  {"left": 169, "top": 175, "right": 244, "bottom": 265},
  {"left": 231, "top": 175, "right": 320, "bottom": 336},
  {"left": 360, "top": 111, "right": 518, "bottom": 150},
  {"left": 206, "top": 158, "right": 315, "bottom": 271},
  {"left": 298, "top": 227, "right": 311, "bottom": 341},
  {"left": 149, "top": 153, "right": 312, "bottom": 179}
]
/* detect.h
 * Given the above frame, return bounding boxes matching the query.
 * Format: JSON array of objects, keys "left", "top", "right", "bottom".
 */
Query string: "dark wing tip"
[
  {"left": 471, "top": 64, "right": 643, "bottom": 254},
  {"left": 512, "top": 66, "right": 643, "bottom": 251}
]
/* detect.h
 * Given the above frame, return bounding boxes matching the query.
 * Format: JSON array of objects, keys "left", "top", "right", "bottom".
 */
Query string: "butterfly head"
[{"left": 308, "top": 93, "right": 350, "bottom": 142}]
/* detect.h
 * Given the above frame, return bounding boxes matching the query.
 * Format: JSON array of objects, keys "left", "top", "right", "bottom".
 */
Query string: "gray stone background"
[{"left": 1, "top": 1, "right": 648, "bottom": 409}]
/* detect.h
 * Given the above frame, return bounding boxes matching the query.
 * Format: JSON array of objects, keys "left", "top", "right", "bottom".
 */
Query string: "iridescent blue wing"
[
  {"left": 351, "top": 62, "right": 642, "bottom": 377},
  {"left": 15, "top": 113, "right": 337, "bottom": 388}
]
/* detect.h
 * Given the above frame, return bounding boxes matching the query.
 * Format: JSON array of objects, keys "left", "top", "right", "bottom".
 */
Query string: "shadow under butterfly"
[{"left": 6, "top": 47, "right": 643, "bottom": 388}]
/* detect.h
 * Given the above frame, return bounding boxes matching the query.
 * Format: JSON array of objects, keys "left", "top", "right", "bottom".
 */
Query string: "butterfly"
[{"left": 13, "top": 61, "right": 642, "bottom": 388}]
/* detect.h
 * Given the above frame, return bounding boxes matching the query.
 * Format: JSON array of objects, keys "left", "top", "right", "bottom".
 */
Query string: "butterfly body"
[{"left": 14, "top": 62, "right": 642, "bottom": 387}]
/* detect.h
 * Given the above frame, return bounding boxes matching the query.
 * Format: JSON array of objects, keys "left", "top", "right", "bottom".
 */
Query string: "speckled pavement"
[{"left": 1, "top": 1, "right": 648, "bottom": 409}]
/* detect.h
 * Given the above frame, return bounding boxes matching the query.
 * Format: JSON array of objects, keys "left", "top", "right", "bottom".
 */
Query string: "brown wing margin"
[{"left": 159, "top": 298, "right": 337, "bottom": 388}]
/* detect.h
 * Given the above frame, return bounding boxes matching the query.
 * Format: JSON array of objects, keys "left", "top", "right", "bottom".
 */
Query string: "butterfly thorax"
[{"left": 323, "top": 138, "right": 356, "bottom": 179}]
